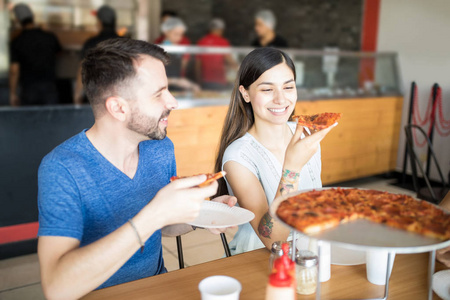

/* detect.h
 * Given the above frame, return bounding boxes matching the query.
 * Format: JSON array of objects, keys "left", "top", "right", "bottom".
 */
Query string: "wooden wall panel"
[
  {"left": 167, "top": 105, "right": 228, "bottom": 176},
  {"left": 167, "top": 97, "right": 403, "bottom": 185}
]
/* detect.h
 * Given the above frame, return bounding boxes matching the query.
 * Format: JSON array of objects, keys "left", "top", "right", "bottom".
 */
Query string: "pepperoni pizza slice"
[
  {"left": 292, "top": 112, "right": 342, "bottom": 131},
  {"left": 170, "top": 171, "right": 226, "bottom": 188}
]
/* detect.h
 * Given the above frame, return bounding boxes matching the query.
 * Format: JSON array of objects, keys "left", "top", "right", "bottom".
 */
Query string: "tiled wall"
[{"left": 162, "top": 0, "right": 363, "bottom": 50}]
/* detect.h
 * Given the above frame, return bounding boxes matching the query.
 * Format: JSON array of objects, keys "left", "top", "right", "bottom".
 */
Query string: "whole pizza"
[{"left": 276, "top": 188, "right": 450, "bottom": 240}]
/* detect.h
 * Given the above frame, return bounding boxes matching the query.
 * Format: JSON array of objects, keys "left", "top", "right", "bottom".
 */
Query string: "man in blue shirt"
[{"left": 37, "top": 38, "right": 235, "bottom": 299}]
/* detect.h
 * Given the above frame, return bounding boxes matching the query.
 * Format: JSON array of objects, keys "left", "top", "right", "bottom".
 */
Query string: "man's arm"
[
  {"left": 39, "top": 176, "right": 218, "bottom": 300},
  {"left": 39, "top": 214, "right": 160, "bottom": 300},
  {"left": 9, "top": 63, "right": 20, "bottom": 106}
]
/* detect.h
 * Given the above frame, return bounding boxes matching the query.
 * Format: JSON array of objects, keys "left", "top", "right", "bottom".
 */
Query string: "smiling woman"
[{"left": 214, "top": 48, "right": 336, "bottom": 255}]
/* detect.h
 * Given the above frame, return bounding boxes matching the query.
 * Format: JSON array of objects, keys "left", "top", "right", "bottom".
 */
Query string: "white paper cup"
[
  {"left": 318, "top": 242, "right": 331, "bottom": 282},
  {"left": 199, "top": 276, "right": 242, "bottom": 300},
  {"left": 366, "top": 250, "right": 395, "bottom": 285}
]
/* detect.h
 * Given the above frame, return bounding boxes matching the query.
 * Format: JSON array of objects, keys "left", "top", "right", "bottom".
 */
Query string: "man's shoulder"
[
  {"left": 217, "top": 36, "right": 230, "bottom": 45},
  {"left": 30, "top": 28, "right": 57, "bottom": 40},
  {"left": 15, "top": 28, "right": 59, "bottom": 46},
  {"left": 40, "top": 131, "right": 88, "bottom": 169}
]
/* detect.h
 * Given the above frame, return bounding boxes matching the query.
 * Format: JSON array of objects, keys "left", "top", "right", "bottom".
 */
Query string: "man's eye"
[
  {"left": 262, "top": 89, "right": 272, "bottom": 92},
  {"left": 284, "top": 86, "right": 294, "bottom": 90}
]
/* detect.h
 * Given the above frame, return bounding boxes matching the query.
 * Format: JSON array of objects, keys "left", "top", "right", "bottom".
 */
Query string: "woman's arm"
[
  {"left": 225, "top": 124, "right": 336, "bottom": 250},
  {"left": 224, "top": 161, "right": 290, "bottom": 248}
]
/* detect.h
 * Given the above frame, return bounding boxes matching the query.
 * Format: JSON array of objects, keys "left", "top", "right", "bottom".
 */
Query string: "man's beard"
[{"left": 127, "top": 107, "right": 170, "bottom": 140}]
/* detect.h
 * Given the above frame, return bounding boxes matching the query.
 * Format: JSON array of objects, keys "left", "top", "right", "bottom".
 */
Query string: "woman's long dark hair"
[{"left": 214, "top": 47, "right": 296, "bottom": 196}]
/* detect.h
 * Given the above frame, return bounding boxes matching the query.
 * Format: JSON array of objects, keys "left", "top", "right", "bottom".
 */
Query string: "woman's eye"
[
  {"left": 284, "top": 86, "right": 294, "bottom": 90},
  {"left": 261, "top": 89, "right": 272, "bottom": 92}
]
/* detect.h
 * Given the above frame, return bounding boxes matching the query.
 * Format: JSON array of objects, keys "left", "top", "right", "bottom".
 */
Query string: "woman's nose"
[{"left": 273, "top": 89, "right": 286, "bottom": 105}]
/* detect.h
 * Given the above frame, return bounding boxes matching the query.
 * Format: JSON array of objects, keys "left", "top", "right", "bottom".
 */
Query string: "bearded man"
[{"left": 37, "top": 38, "right": 235, "bottom": 300}]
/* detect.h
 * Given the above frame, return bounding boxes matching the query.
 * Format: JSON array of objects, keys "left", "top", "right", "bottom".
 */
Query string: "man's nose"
[{"left": 165, "top": 92, "right": 178, "bottom": 110}]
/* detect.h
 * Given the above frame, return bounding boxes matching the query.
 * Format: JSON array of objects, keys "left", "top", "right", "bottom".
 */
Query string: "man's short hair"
[{"left": 81, "top": 38, "right": 169, "bottom": 115}]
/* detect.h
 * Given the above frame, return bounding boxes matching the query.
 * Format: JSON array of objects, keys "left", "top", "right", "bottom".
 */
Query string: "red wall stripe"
[
  {"left": 361, "top": 0, "right": 381, "bottom": 51},
  {"left": 359, "top": 0, "right": 381, "bottom": 83},
  {"left": 0, "top": 222, "right": 39, "bottom": 244}
]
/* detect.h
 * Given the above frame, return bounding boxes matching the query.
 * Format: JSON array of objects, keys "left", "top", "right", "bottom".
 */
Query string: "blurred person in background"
[
  {"left": 158, "top": 17, "right": 198, "bottom": 92},
  {"left": 9, "top": 3, "right": 61, "bottom": 106},
  {"left": 252, "top": 9, "right": 288, "bottom": 48},
  {"left": 196, "top": 18, "right": 238, "bottom": 90},
  {"left": 154, "top": 10, "right": 190, "bottom": 45},
  {"left": 74, "top": 5, "right": 119, "bottom": 104}
]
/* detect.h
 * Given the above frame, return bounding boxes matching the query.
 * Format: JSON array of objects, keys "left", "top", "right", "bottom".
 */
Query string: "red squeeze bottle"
[
  {"left": 280, "top": 243, "right": 296, "bottom": 278},
  {"left": 265, "top": 243, "right": 296, "bottom": 300}
]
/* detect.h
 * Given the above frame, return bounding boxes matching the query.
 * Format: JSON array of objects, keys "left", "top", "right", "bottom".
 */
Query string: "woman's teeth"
[
  {"left": 160, "top": 117, "right": 168, "bottom": 121},
  {"left": 268, "top": 107, "right": 287, "bottom": 113}
]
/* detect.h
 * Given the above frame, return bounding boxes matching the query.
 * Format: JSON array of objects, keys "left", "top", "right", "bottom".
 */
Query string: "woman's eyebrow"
[
  {"left": 257, "top": 82, "right": 274, "bottom": 86},
  {"left": 257, "top": 79, "right": 295, "bottom": 86}
]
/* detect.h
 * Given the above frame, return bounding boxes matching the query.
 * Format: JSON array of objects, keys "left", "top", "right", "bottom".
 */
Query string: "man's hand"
[
  {"left": 207, "top": 195, "right": 238, "bottom": 235},
  {"left": 141, "top": 175, "right": 218, "bottom": 233}
]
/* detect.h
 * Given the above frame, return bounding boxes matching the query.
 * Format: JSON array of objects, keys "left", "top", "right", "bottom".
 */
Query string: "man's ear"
[
  {"left": 239, "top": 85, "right": 250, "bottom": 103},
  {"left": 105, "top": 96, "right": 129, "bottom": 122}
]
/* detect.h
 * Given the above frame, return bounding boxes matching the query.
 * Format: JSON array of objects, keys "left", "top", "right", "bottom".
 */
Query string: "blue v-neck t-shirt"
[{"left": 37, "top": 130, "right": 176, "bottom": 289}]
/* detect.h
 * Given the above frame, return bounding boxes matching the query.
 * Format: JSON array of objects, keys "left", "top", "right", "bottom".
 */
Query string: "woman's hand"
[{"left": 284, "top": 124, "right": 337, "bottom": 172}]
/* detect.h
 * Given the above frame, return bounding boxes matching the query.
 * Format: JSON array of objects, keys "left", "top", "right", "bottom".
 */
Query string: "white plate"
[
  {"left": 188, "top": 201, "right": 255, "bottom": 228},
  {"left": 331, "top": 244, "right": 366, "bottom": 266},
  {"left": 433, "top": 270, "right": 450, "bottom": 300}
]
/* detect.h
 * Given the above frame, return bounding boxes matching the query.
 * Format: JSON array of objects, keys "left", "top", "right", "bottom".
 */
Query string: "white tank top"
[{"left": 222, "top": 122, "right": 322, "bottom": 255}]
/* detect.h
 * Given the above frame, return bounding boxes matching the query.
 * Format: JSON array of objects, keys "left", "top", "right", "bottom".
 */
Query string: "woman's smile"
[{"left": 267, "top": 106, "right": 289, "bottom": 115}]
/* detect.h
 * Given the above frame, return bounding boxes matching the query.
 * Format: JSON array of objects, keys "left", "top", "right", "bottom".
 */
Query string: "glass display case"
[{"left": 160, "top": 45, "right": 403, "bottom": 106}]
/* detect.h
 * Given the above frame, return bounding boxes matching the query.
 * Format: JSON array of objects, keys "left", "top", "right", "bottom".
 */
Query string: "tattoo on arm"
[
  {"left": 279, "top": 169, "right": 300, "bottom": 195},
  {"left": 258, "top": 212, "right": 273, "bottom": 239}
]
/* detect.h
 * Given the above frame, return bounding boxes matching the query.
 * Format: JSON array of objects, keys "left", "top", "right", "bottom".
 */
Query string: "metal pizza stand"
[{"left": 270, "top": 188, "right": 450, "bottom": 300}]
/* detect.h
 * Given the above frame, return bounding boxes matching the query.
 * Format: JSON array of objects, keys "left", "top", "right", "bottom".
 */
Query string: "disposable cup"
[
  {"left": 298, "top": 239, "right": 330, "bottom": 282},
  {"left": 366, "top": 250, "right": 395, "bottom": 285},
  {"left": 199, "top": 275, "right": 242, "bottom": 300}
]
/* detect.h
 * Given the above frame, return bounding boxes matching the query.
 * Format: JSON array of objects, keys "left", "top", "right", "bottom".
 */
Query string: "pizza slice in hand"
[
  {"left": 170, "top": 171, "right": 226, "bottom": 188},
  {"left": 292, "top": 112, "right": 342, "bottom": 131}
]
